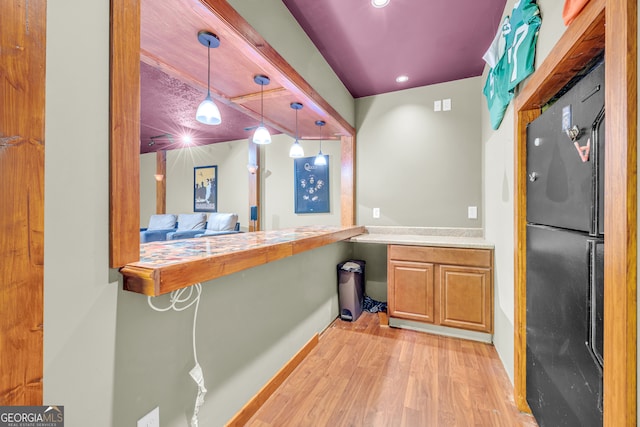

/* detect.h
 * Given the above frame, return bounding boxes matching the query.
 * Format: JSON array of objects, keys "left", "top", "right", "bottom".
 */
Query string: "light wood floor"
[{"left": 246, "top": 312, "right": 537, "bottom": 427}]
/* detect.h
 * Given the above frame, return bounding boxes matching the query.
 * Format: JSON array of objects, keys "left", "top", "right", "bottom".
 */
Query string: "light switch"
[
  {"left": 443, "top": 98, "right": 451, "bottom": 111},
  {"left": 468, "top": 206, "right": 477, "bottom": 219},
  {"left": 434, "top": 100, "right": 442, "bottom": 112}
]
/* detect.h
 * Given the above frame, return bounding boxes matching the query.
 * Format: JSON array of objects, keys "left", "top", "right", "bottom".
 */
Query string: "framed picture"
[
  {"left": 194, "top": 165, "right": 217, "bottom": 212},
  {"left": 294, "top": 156, "right": 330, "bottom": 214}
]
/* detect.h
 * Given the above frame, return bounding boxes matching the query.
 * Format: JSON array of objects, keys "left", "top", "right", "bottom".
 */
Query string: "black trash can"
[{"left": 337, "top": 260, "right": 365, "bottom": 321}]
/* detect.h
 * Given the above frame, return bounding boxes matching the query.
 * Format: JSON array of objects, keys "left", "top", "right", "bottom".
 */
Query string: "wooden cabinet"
[
  {"left": 439, "top": 265, "right": 492, "bottom": 332},
  {"left": 388, "top": 260, "right": 435, "bottom": 323},
  {"left": 388, "top": 245, "right": 493, "bottom": 334}
]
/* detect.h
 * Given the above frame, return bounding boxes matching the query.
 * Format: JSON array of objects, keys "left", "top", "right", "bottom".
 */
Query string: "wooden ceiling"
[{"left": 140, "top": 0, "right": 353, "bottom": 153}]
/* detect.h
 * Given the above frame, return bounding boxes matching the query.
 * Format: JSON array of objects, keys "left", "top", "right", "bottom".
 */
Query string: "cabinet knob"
[{"left": 529, "top": 172, "right": 539, "bottom": 182}]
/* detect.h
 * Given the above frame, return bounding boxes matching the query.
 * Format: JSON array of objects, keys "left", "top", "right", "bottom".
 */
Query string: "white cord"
[{"left": 148, "top": 283, "right": 206, "bottom": 426}]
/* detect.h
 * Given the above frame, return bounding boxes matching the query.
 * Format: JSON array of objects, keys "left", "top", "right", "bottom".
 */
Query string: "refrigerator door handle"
[
  {"left": 587, "top": 240, "right": 604, "bottom": 369},
  {"left": 592, "top": 106, "right": 605, "bottom": 237}
]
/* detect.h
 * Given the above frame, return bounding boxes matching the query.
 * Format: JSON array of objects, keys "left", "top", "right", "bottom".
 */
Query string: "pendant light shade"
[
  {"left": 253, "top": 125, "right": 271, "bottom": 145},
  {"left": 253, "top": 75, "right": 272, "bottom": 144},
  {"left": 289, "top": 140, "right": 304, "bottom": 158},
  {"left": 313, "top": 154, "right": 327, "bottom": 165},
  {"left": 195, "top": 31, "right": 222, "bottom": 125},
  {"left": 289, "top": 102, "right": 304, "bottom": 158},
  {"left": 196, "top": 95, "right": 221, "bottom": 125},
  {"left": 314, "top": 120, "right": 327, "bottom": 166}
]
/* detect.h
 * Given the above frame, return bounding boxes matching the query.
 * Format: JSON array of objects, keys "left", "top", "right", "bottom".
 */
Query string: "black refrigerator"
[{"left": 526, "top": 59, "right": 604, "bottom": 427}]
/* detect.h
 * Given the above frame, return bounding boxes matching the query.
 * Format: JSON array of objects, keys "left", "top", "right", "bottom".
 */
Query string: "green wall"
[
  {"left": 481, "top": 0, "right": 566, "bottom": 382},
  {"left": 44, "top": 0, "right": 118, "bottom": 425},
  {"left": 356, "top": 77, "right": 484, "bottom": 227}
]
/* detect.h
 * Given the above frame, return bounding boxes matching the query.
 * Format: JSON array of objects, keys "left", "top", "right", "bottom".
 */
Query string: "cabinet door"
[
  {"left": 439, "top": 265, "right": 492, "bottom": 333},
  {"left": 388, "top": 260, "right": 435, "bottom": 323}
]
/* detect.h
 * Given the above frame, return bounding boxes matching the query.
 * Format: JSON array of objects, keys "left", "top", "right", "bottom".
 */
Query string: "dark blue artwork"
[{"left": 294, "top": 156, "right": 329, "bottom": 214}]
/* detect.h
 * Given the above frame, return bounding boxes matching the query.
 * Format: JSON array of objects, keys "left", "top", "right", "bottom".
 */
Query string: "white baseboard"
[{"left": 388, "top": 317, "right": 493, "bottom": 344}]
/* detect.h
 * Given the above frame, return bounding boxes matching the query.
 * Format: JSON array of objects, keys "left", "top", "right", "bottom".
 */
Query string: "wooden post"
[
  {"left": 0, "top": 0, "right": 46, "bottom": 405},
  {"left": 156, "top": 150, "right": 166, "bottom": 214}
]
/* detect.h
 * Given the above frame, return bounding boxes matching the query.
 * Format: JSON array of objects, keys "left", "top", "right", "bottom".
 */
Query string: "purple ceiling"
[
  {"left": 282, "top": 0, "right": 508, "bottom": 98},
  {"left": 140, "top": 0, "right": 508, "bottom": 153}
]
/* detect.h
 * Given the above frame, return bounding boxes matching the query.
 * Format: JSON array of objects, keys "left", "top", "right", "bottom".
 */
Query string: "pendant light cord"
[
  {"left": 206, "top": 40, "right": 211, "bottom": 97},
  {"left": 260, "top": 83, "right": 264, "bottom": 126}
]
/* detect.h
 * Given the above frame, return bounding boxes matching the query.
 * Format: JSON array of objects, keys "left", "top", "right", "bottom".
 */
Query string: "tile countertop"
[
  {"left": 349, "top": 226, "right": 494, "bottom": 249},
  {"left": 121, "top": 225, "right": 365, "bottom": 296}
]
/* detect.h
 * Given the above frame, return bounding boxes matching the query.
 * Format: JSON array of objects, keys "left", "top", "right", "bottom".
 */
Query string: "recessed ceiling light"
[
  {"left": 371, "top": 0, "right": 390, "bottom": 8},
  {"left": 396, "top": 75, "right": 409, "bottom": 83}
]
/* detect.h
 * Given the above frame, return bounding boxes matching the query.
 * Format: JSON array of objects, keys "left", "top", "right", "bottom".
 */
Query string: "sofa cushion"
[
  {"left": 177, "top": 213, "right": 207, "bottom": 231},
  {"left": 141, "top": 229, "right": 175, "bottom": 243},
  {"left": 147, "top": 214, "right": 177, "bottom": 230},
  {"left": 206, "top": 213, "right": 238, "bottom": 232}
]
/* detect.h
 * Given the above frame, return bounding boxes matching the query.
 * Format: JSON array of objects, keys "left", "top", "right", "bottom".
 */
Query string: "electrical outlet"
[
  {"left": 138, "top": 406, "right": 159, "bottom": 427},
  {"left": 468, "top": 206, "right": 478, "bottom": 219},
  {"left": 373, "top": 208, "right": 380, "bottom": 219}
]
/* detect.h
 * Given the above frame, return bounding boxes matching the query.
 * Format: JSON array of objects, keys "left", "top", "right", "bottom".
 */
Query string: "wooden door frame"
[{"left": 513, "top": 0, "right": 637, "bottom": 425}]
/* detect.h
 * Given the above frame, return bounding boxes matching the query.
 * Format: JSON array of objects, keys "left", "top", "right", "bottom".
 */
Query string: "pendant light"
[
  {"left": 252, "top": 75, "right": 272, "bottom": 144},
  {"left": 289, "top": 102, "right": 304, "bottom": 158},
  {"left": 195, "top": 31, "right": 222, "bottom": 125},
  {"left": 314, "top": 120, "right": 327, "bottom": 166}
]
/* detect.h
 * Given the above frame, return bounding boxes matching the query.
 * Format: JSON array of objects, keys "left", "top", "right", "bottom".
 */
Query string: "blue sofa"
[
  {"left": 167, "top": 212, "right": 240, "bottom": 240},
  {"left": 140, "top": 214, "right": 178, "bottom": 243}
]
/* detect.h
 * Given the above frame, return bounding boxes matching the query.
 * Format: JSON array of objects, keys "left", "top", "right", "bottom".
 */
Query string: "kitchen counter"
[{"left": 349, "top": 226, "right": 494, "bottom": 249}]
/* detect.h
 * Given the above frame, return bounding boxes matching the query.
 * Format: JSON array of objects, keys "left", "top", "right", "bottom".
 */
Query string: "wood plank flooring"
[{"left": 245, "top": 312, "right": 537, "bottom": 427}]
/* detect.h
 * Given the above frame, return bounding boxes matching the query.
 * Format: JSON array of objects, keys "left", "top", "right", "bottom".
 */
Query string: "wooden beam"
[
  {"left": 515, "top": 0, "right": 605, "bottom": 111},
  {"left": 156, "top": 150, "right": 166, "bottom": 214},
  {"left": 197, "top": 0, "right": 356, "bottom": 138},
  {"left": 0, "top": 0, "right": 46, "bottom": 405},
  {"left": 140, "top": 49, "right": 295, "bottom": 136},
  {"left": 340, "top": 135, "right": 356, "bottom": 226},
  {"left": 229, "top": 86, "right": 288, "bottom": 103},
  {"left": 248, "top": 141, "right": 260, "bottom": 231},
  {"left": 110, "top": 0, "right": 141, "bottom": 267},
  {"left": 604, "top": 0, "right": 637, "bottom": 425}
]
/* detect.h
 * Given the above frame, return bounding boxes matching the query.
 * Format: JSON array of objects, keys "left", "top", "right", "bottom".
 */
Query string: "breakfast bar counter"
[{"left": 120, "top": 225, "right": 365, "bottom": 296}]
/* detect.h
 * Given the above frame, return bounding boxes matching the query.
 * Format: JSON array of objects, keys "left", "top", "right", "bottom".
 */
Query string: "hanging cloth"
[{"left": 563, "top": 0, "right": 591, "bottom": 25}]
